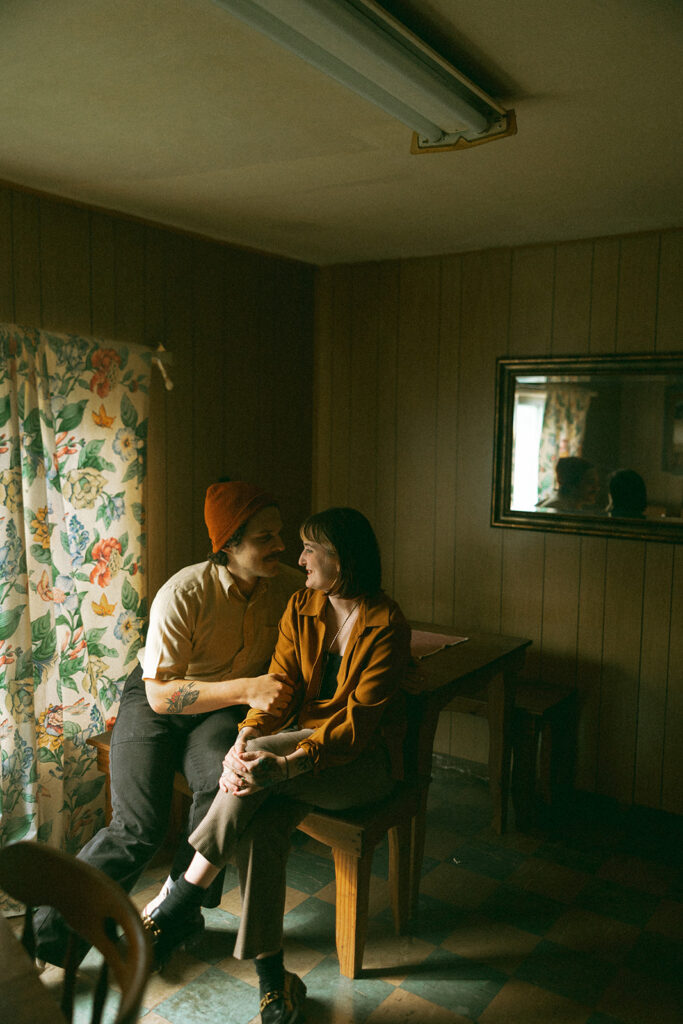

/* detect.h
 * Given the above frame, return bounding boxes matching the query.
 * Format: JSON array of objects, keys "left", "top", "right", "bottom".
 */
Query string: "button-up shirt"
[{"left": 140, "top": 560, "right": 303, "bottom": 682}]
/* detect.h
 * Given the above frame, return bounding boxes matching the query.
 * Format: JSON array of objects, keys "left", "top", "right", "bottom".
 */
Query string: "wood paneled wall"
[
  {"left": 2, "top": 182, "right": 680, "bottom": 815},
  {"left": 0, "top": 184, "right": 315, "bottom": 599},
  {"left": 313, "top": 229, "right": 683, "bottom": 814}
]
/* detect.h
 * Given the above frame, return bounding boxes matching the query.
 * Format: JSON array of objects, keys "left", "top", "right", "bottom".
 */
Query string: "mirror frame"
[{"left": 491, "top": 352, "right": 683, "bottom": 543}]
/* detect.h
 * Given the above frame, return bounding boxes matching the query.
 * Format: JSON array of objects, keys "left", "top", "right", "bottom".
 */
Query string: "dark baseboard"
[
  {"left": 431, "top": 752, "right": 683, "bottom": 865},
  {"left": 566, "top": 789, "right": 683, "bottom": 853},
  {"left": 432, "top": 751, "right": 490, "bottom": 783}
]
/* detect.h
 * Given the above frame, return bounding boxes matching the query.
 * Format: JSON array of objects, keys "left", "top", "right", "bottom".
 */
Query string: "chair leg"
[
  {"left": 62, "top": 931, "right": 80, "bottom": 1022},
  {"left": 332, "top": 848, "right": 372, "bottom": 979},
  {"left": 409, "top": 789, "right": 429, "bottom": 916},
  {"left": 487, "top": 670, "right": 514, "bottom": 834},
  {"left": 103, "top": 771, "right": 113, "bottom": 825},
  {"left": 388, "top": 820, "right": 412, "bottom": 934},
  {"left": 92, "top": 961, "right": 110, "bottom": 1024}
]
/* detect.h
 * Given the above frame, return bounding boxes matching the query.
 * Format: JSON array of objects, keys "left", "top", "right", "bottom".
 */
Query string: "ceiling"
[{"left": 1, "top": 0, "right": 682, "bottom": 265}]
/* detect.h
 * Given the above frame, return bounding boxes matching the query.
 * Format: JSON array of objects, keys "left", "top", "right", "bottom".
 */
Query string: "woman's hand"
[
  {"left": 219, "top": 744, "right": 287, "bottom": 796},
  {"left": 218, "top": 729, "right": 258, "bottom": 794}
]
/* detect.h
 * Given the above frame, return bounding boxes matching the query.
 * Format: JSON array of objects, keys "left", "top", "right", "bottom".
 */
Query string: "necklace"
[{"left": 325, "top": 600, "right": 360, "bottom": 653}]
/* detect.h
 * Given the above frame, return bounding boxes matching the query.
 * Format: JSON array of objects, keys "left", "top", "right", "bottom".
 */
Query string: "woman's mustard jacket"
[{"left": 240, "top": 587, "right": 410, "bottom": 776}]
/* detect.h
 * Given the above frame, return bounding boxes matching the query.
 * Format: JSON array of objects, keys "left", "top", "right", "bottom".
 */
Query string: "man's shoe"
[
  {"left": 259, "top": 970, "right": 306, "bottom": 1024},
  {"left": 141, "top": 902, "right": 205, "bottom": 969}
]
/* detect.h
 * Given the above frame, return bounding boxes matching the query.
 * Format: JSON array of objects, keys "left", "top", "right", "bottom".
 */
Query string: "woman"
[{"left": 143, "top": 507, "right": 410, "bottom": 1024}]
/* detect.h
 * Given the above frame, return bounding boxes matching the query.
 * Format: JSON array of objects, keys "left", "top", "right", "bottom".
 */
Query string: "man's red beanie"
[{"left": 204, "top": 481, "right": 276, "bottom": 554}]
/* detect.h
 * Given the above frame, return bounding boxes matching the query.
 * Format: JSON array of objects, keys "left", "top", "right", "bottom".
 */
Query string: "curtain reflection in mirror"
[
  {"left": 537, "top": 386, "right": 594, "bottom": 502},
  {"left": 511, "top": 384, "right": 596, "bottom": 511}
]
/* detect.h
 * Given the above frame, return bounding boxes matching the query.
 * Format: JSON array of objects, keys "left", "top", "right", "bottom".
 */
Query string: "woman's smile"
[{"left": 299, "top": 539, "right": 339, "bottom": 591}]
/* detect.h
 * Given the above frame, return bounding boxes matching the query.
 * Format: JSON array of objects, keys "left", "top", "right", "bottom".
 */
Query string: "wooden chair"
[
  {"left": 86, "top": 689, "right": 437, "bottom": 979},
  {"left": 0, "top": 840, "right": 152, "bottom": 1024},
  {"left": 296, "top": 773, "right": 428, "bottom": 977},
  {"left": 294, "top": 690, "right": 438, "bottom": 976}
]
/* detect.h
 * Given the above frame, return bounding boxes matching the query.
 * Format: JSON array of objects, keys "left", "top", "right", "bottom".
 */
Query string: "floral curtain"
[
  {"left": 537, "top": 386, "right": 593, "bottom": 501},
  {"left": 0, "top": 323, "right": 150, "bottom": 895}
]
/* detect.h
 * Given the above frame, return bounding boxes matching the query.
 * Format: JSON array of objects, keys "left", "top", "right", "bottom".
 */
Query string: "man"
[
  {"left": 536, "top": 456, "right": 599, "bottom": 512},
  {"left": 34, "top": 479, "right": 302, "bottom": 965}
]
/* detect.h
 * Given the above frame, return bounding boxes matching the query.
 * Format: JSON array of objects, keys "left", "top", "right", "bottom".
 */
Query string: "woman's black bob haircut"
[{"left": 300, "top": 507, "right": 382, "bottom": 598}]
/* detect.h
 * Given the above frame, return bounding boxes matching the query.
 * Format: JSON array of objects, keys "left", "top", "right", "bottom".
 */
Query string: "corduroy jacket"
[{"left": 239, "top": 587, "right": 410, "bottom": 776}]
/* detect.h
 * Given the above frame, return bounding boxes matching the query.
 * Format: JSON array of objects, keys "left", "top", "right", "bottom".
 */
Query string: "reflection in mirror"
[{"left": 492, "top": 354, "right": 683, "bottom": 542}]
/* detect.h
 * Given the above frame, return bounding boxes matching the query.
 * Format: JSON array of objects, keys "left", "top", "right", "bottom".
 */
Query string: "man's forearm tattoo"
[{"left": 166, "top": 683, "right": 200, "bottom": 714}]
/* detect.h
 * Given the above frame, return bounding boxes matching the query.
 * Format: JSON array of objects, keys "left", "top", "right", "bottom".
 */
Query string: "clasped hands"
[{"left": 219, "top": 728, "right": 287, "bottom": 796}]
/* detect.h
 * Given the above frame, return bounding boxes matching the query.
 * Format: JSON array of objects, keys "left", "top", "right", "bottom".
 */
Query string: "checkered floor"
[{"left": 39, "top": 758, "right": 683, "bottom": 1023}]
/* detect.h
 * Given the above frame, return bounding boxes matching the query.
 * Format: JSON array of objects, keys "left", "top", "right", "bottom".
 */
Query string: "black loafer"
[
  {"left": 260, "top": 970, "right": 307, "bottom": 1023},
  {"left": 142, "top": 904, "right": 205, "bottom": 969}
]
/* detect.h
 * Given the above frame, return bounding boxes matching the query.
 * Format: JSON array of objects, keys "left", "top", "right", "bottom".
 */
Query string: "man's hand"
[{"left": 244, "top": 672, "right": 295, "bottom": 714}]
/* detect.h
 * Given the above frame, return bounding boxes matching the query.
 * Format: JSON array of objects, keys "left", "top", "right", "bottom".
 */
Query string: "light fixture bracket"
[{"left": 411, "top": 109, "right": 517, "bottom": 154}]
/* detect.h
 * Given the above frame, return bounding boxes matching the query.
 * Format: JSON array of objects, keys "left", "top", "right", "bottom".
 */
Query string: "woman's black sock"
[
  {"left": 153, "top": 875, "right": 205, "bottom": 923},
  {"left": 254, "top": 949, "right": 285, "bottom": 995}
]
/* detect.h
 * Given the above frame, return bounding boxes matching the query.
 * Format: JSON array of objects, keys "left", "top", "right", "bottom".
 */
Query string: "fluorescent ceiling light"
[{"left": 211, "top": 0, "right": 516, "bottom": 151}]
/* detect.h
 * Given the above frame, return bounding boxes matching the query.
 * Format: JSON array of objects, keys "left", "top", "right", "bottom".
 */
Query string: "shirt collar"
[
  {"left": 299, "top": 588, "right": 391, "bottom": 627},
  {"left": 217, "top": 563, "right": 266, "bottom": 603}
]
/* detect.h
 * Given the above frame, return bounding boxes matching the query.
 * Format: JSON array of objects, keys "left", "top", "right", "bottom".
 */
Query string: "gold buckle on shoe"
[
  {"left": 259, "top": 971, "right": 306, "bottom": 1016},
  {"left": 259, "top": 989, "right": 282, "bottom": 1013},
  {"left": 141, "top": 913, "right": 161, "bottom": 939}
]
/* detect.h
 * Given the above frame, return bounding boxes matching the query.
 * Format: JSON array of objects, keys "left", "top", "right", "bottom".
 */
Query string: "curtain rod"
[{"left": 2, "top": 320, "right": 176, "bottom": 392}]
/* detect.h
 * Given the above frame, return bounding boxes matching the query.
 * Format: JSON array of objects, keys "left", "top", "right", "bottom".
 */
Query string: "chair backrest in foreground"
[{"left": 0, "top": 840, "right": 152, "bottom": 1024}]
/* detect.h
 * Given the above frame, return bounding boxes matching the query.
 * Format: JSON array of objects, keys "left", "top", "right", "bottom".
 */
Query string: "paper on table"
[{"left": 410, "top": 630, "right": 469, "bottom": 659}]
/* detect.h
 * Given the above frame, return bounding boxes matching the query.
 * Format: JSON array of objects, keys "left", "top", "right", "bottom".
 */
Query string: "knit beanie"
[{"left": 204, "top": 481, "right": 277, "bottom": 553}]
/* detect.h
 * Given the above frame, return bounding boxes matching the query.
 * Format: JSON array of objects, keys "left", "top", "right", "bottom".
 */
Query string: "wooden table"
[
  {"left": 0, "top": 913, "right": 67, "bottom": 1024},
  {"left": 408, "top": 628, "right": 532, "bottom": 834}
]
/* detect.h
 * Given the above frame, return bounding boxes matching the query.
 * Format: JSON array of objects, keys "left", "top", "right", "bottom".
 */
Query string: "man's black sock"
[{"left": 254, "top": 950, "right": 285, "bottom": 996}]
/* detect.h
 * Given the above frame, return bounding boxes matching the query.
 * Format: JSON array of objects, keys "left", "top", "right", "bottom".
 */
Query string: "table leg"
[{"left": 486, "top": 668, "right": 515, "bottom": 834}]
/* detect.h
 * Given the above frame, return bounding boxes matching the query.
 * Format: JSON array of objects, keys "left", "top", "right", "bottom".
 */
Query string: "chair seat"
[{"left": 299, "top": 778, "right": 426, "bottom": 856}]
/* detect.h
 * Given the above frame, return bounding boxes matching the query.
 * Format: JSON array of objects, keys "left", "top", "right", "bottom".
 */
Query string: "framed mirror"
[{"left": 492, "top": 352, "right": 683, "bottom": 542}]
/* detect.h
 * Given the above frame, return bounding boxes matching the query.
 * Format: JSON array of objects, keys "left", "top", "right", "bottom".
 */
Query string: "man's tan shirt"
[{"left": 140, "top": 561, "right": 303, "bottom": 683}]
